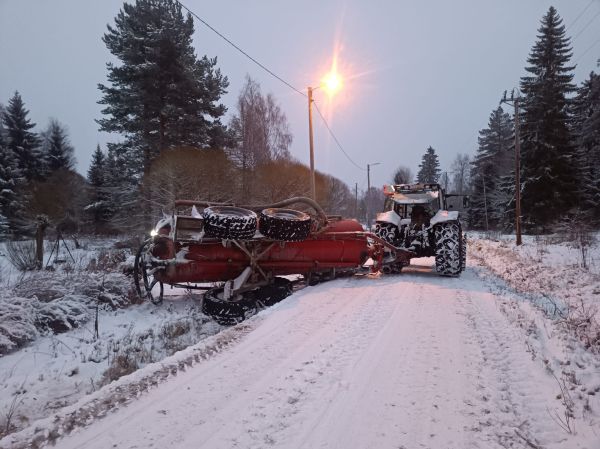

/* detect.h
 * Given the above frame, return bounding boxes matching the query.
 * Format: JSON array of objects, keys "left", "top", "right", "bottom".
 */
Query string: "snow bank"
[{"left": 470, "top": 235, "right": 600, "bottom": 353}]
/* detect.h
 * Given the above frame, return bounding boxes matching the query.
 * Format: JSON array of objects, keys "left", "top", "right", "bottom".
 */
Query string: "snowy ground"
[
  {"left": 0, "top": 238, "right": 223, "bottom": 439},
  {"left": 1, "top": 242, "right": 598, "bottom": 449},
  {"left": 470, "top": 233, "right": 600, "bottom": 353}
]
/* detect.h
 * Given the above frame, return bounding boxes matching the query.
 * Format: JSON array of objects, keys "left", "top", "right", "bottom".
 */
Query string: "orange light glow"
[
  {"left": 321, "top": 55, "right": 343, "bottom": 96},
  {"left": 322, "top": 69, "right": 342, "bottom": 95}
]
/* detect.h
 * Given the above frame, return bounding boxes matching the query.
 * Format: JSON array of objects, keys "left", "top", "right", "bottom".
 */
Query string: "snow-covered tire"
[
  {"left": 203, "top": 206, "right": 257, "bottom": 240},
  {"left": 434, "top": 221, "right": 462, "bottom": 277},
  {"left": 460, "top": 234, "right": 467, "bottom": 271},
  {"left": 202, "top": 278, "right": 292, "bottom": 325},
  {"left": 374, "top": 222, "right": 401, "bottom": 246},
  {"left": 259, "top": 208, "right": 311, "bottom": 242}
]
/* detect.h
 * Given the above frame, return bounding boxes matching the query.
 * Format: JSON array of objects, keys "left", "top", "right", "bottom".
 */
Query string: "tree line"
[
  {"left": 0, "top": 92, "right": 81, "bottom": 237},
  {"left": 391, "top": 7, "right": 600, "bottom": 234},
  {"left": 469, "top": 7, "right": 600, "bottom": 232}
]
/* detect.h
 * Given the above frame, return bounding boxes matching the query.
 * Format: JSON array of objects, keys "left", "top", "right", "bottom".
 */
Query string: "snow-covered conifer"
[
  {"left": 2, "top": 92, "right": 43, "bottom": 181},
  {"left": 98, "top": 0, "right": 230, "bottom": 178},
  {"left": 469, "top": 106, "right": 513, "bottom": 230},
  {"left": 85, "top": 144, "right": 112, "bottom": 229},
  {"left": 0, "top": 110, "right": 25, "bottom": 236},
  {"left": 572, "top": 71, "right": 600, "bottom": 223},
  {"left": 416, "top": 146, "right": 441, "bottom": 184},
  {"left": 42, "top": 119, "right": 75, "bottom": 173},
  {"left": 519, "top": 7, "right": 577, "bottom": 228}
]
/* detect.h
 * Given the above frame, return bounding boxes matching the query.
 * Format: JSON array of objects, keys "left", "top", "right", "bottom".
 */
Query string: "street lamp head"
[{"left": 321, "top": 70, "right": 342, "bottom": 96}]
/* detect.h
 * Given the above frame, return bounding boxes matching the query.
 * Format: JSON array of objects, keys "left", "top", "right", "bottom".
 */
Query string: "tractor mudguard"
[
  {"left": 430, "top": 210, "right": 460, "bottom": 226},
  {"left": 375, "top": 210, "right": 401, "bottom": 226}
]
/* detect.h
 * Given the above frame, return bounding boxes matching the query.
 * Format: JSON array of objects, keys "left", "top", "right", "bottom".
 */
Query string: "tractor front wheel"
[
  {"left": 374, "top": 222, "right": 401, "bottom": 246},
  {"left": 433, "top": 222, "right": 462, "bottom": 277}
]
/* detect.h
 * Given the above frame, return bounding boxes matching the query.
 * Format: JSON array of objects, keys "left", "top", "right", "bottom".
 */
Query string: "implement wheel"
[
  {"left": 259, "top": 208, "right": 312, "bottom": 241},
  {"left": 202, "top": 278, "right": 292, "bottom": 325},
  {"left": 133, "top": 239, "right": 164, "bottom": 305}
]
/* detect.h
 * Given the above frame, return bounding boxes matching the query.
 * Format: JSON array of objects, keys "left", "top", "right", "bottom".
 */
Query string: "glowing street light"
[
  {"left": 322, "top": 69, "right": 343, "bottom": 96},
  {"left": 307, "top": 66, "right": 343, "bottom": 200}
]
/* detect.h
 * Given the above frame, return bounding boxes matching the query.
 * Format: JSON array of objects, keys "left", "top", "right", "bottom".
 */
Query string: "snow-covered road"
[{"left": 5, "top": 262, "right": 593, "bottom": 448}]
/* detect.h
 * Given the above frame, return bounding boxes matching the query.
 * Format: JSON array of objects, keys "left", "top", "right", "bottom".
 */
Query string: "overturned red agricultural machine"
[{"left": 134, "top": 193, "right": 464, "bottom": 324}]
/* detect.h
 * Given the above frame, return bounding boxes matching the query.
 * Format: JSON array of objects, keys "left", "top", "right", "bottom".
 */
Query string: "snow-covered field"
[{"left": 0, "top": 235, "right": 599, "bottom": 448}]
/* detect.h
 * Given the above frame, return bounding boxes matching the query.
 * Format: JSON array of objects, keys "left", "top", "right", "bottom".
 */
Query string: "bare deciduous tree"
[
  {"left": 140, "top": 147, "right": 235, "bottom": 219},
  {"left": 318, "top": 174, "right": 353, "bottom": 216},
  {"left": 229, "top": 76, "right": 293, "bottom": 202},
  {"left": 450, "top": 153, "right": 471, "bottom": 195}
]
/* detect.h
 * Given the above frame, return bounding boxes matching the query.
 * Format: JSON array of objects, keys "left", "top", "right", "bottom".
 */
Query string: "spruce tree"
[
  {"left": 572, "top": 71, "right": 600, "bottom": 223},
  {"left": 42, "top": 119, "right": 75, "bottom": 172},
  {"left": 86, "top": 144, "right": 111, "bottom": 228},
  {"left": 416, "top": 146, "right": 441, "bottom": 184},
  {"left": 103, "top": 143, "right": 139, "bottom": 229},
  {"left": 0, "top": 105, "right": 27, "bottom": 235},
  {"left": 0, "top": 125, "right": 19, "bottom": 236},
  {"left": 469, "top": 106, "right": 513, "bottom": 230},
  {"left": 519, "top": 7, "right": 577, "bottom": 228},
  {"left": 87, "top": 144, "right": 106, "bottom": 188},
  {"left": 98, "top": 0, "right": 230, "bottom": 177},
  {"left": 2, "top": 91, "right": 42, "bottom": 181}
]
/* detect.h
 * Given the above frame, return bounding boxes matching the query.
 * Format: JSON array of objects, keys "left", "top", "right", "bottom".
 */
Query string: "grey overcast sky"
[{"left": 1, "top": 0, "right": 599, "bottom": 192}]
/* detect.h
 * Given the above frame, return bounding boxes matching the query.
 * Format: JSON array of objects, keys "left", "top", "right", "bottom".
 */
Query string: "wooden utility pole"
[
  {"left": 307, "top": 87, "right": 316, "bottom": 201},
  {"left": 501, "top": 90, "right": 522, "bottom": 246},
  {"left": 355, "top": 182, "right": 358, "bottom": 219},
  {"left": 366, "top": 162, "right": 381, "bottom": 229},
  {"left": 367, "top": 164, "right": 371, "bottom": 228},
  {"left": 482, "top": 170, "right": 489, "bottom": 232}
]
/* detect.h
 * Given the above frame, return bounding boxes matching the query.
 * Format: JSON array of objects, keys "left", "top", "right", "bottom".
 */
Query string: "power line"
[
  {"left": 567, "top": 0, "right": 595, "bottom": 30},
  {"left": 177, "top": 1, "right": 366, "bottom": 173},
  {"left": 176, "top": 0, "right": 306, "bottom": 98},
  {"left": 572, "top": 9, "right": 600, "bottom": 41},
  {"left": 575, "top": 36, "right": 600, "bottom": 63},
  {"left": 312, "top": 101, "right": 366, "bottom": 171}
]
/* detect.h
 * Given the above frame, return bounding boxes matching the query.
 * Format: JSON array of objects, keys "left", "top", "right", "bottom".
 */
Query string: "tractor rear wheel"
[
  {"left": 259, "top": 208, "right": 312, "bottom": 241},
  {"left": 203, "top": 206, "right": 257, "bottom": 240},
  {"left": 460, "top": 234, "right": 467, "bottom": 271},
  {"left": 433, "top": 222, "right": 462, "bottom": 277}
]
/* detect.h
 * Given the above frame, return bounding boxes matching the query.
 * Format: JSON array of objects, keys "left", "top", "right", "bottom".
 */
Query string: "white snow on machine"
[{"left": 374, "top": 183, "right": 466, "bottom": 276}]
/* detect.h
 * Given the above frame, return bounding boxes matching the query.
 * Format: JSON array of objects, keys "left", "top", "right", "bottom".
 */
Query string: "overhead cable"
[{"left": 176, "top": 0, "right": 306, "bottom": 98}]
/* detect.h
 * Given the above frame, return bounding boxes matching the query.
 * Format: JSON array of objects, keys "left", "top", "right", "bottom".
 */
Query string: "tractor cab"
[{"left": 382, "top": 183, "right": 444, "bottom": 225}]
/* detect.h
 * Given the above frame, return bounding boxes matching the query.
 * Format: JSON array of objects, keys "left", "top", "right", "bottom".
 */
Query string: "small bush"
[
  {"left": 101, "top": 354, "right": 138, "bottom": 385},
  {"left": 86, "top": 249, "right": 126, "bottom": 272},
  {"left": 5, "top": 240, "right": 38, "bottom": 271},
  {"left": 0, "top": 297, "right": 38, "bottom": 354}
]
